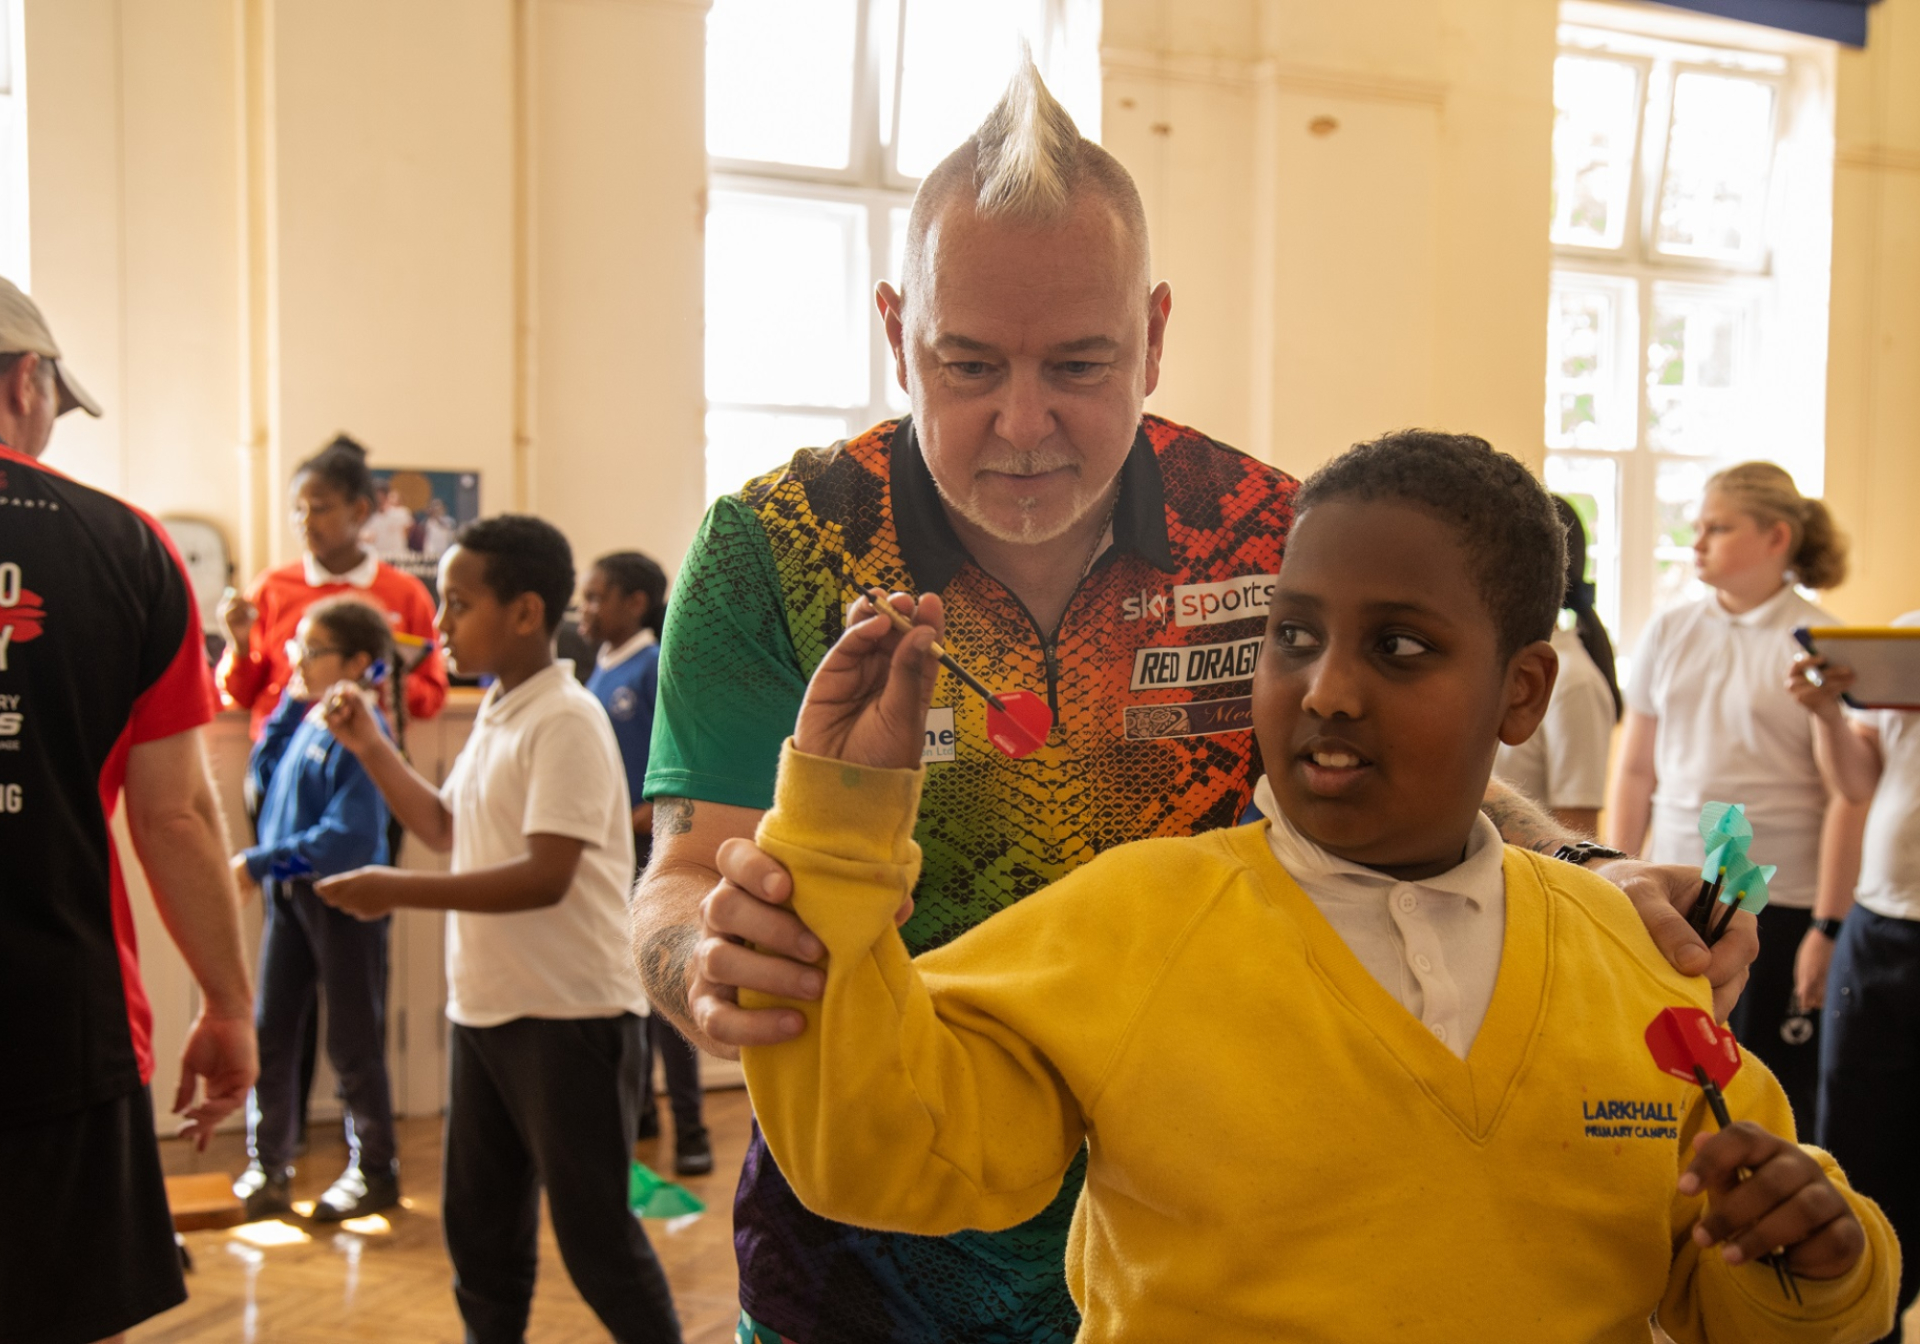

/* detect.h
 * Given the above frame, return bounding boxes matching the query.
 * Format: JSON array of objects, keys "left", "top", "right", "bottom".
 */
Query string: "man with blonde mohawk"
[{"left": 634, "top": 60, "right": 1756, "bottom": 1344}]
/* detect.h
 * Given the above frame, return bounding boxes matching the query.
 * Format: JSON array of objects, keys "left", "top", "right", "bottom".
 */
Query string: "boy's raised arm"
[
  {"left": 323, "top": 682, "right": 453, "bottom": 851},
  {"left": 738, "top": 592, "right": 1092, "bottom": 1236}
]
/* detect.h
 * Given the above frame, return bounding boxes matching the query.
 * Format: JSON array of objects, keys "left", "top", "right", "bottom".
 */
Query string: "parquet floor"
[{"left": 134, "top": 1089, "right": 753, "bottom": 1343}]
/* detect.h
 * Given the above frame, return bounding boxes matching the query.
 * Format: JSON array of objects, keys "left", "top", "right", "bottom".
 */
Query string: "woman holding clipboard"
[
  {"left": 1790, "top": 611, "right": 1920, "bottom": 1337},
  {"left": 1606, "top": 461, "right": 1853, "bottom": 1127}
]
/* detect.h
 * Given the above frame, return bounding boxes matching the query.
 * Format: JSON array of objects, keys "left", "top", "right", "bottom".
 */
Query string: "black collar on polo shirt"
[{"left": 889, "top": 417, "right": 1178, "bottom": 594}]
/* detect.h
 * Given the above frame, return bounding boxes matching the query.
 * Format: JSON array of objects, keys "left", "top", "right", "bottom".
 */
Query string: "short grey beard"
[{"left": 933, "top": 471, "right": 1101, "bottom": 547}]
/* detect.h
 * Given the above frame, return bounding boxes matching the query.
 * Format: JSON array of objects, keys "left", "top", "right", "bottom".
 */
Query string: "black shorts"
[{"left": 0, "top": 1087, "right": 187, "bottom": 1344}]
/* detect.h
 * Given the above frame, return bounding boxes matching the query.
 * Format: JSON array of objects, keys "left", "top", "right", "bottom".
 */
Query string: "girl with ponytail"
[
  {"left": 217, "top": 434, "right": 448, "bottom": 741},
  {"left": 1606, "top": 461, "right": 1852, "bottom": 1126},
  {"left": 1492, "top": 497, "right": 1619, "bottom": 835}
]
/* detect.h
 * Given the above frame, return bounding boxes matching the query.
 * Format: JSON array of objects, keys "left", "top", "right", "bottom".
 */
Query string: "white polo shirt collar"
[
  {"left": 303, "top": 549, "right": 380, "bottom": 590},
  {"left": 595, "top": 628, "right": 658, "bottom": 673},
  {"left": 1707, "top": 582, "right": 1798, "bottom": 630},
  {"left": 478, "top": 660, "right": 575, "bottom": 728}
]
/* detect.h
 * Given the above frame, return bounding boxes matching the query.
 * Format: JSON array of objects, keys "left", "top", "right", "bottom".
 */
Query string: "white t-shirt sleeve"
[
  {"left": 1542, "top": 672, "right": 1617, "bottom": 810},
  {"left": 522, "top": 707, "right": 619, "bottom": 847},
  {"left": 1624, "top": 609, "right": 1669, "bottom": 718}
]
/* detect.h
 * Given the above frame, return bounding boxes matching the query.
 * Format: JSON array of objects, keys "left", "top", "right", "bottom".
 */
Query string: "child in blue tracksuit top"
[{"left": 228, "top": 595, "right": 401, "bottom": 1223}]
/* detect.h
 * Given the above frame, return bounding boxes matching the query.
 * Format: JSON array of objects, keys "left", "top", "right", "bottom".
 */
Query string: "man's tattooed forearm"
[
  {"left": 638, "top": 923, "right": 699, "bottom": 1022},
  {"left": 655, "top": 796, "right": 695, "bottom": 837},
  {"left": 1481, "top": 777, "right": 1572, "bottom": 854}
]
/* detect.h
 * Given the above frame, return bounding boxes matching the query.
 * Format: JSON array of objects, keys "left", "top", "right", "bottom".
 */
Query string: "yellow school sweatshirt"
[{"left": 741, "top": 745, "right": 1899, "bottom": 1343}]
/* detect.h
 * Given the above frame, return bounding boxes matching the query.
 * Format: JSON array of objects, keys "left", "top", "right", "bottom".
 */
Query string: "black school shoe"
[
  {"left": 309, "top": 1164, "right": 401, "bottom": 1222},
  {"left": 233, "top": 1161, "right": 294, "bottom": 1221},
  {"left": 673, "top": 1127, "right": 713, "bottom": 1177}
]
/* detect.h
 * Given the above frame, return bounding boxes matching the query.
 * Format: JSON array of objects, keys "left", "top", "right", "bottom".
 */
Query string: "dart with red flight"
[
  {"left": 862, "top": 588, "right": 1053, "bottom": 759},
  {"left": 1645, "top": 1006, "right": 1801, "bottom": 1302}
]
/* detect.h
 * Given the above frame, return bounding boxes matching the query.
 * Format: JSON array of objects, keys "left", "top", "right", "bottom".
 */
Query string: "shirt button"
[
  {"left": 1414, "top": 953, "right": 1433, "bottom": 974},
  {"left": 1429, "top": 1023, "right": 1447, "bottom": 1042},
  {"left": 1398, "top": 892, "right": 1418, "bottom": 913}
]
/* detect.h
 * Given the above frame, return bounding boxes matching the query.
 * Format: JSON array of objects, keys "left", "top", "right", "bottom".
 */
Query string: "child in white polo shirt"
[
  {"left": 1607, "top": 461, "right": 1850, "bottom": 1125},
  {"left": 315, "top": 515, "right": 682, "bottom": 1344},
  {"left": 1790, "top": 610, "right": 1920, "bottom": 1335}
]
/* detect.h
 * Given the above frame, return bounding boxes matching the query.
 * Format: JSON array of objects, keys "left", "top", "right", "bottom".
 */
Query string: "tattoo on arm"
[
  {"left": 638, "top": 923, "right": 699, "bottom": 1022},
  {"left": 1481, "top": 778, "right": 1575, "bottom": 855},
  {"left": 655, "top": 797, "right": 695, "bottom": 838}
]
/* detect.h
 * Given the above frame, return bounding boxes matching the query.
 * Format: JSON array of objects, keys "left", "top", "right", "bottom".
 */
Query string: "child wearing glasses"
[{"left": 229, "top": 595, "right": 402, "bottom": 1223}]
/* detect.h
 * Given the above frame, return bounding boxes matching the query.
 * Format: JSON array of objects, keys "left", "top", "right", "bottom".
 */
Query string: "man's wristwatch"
[
  {"left": 1551, "top": 841, "right": 1630, "bottom": 867},
  {"left": 1810, "top": 916, "right": 1845, "bottom": 939}
]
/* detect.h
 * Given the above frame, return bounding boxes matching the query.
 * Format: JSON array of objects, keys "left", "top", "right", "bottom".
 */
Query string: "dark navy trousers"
[
  {"left": 1819, "top": 905, "right": 1920, "bottom": 1340},
  {"left": 444, "top": 1014, "right": 682, "bottom": 1343},
  {"left": 247, "top": 877, "right": 397, "bottom": 1176}
]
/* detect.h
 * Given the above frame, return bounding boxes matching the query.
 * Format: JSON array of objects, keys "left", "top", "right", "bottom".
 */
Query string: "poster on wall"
[{"left": 362, "top": 468, "right": 481, "bottom": 599}]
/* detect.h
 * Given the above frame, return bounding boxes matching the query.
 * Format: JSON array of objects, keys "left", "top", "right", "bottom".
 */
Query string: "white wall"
[{"left": 1100, "top": 0, "right": 1554, "bottom": 478}]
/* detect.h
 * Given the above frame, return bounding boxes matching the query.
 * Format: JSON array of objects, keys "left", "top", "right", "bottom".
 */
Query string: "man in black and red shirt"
[{"left": 0, "top": 278, "right": 256, "bottom": 1344}]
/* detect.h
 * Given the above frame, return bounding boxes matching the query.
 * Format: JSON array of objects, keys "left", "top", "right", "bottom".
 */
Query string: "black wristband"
[
  {"left": 1551, "top": 841, "right": 1629, "bottom": 867},
  {"left": 1810, "top": 917, "right": 1845, "bottom": 939}
]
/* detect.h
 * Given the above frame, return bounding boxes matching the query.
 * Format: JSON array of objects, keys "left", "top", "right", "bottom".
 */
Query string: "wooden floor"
[
  {"left": 135, "top": 1090, "right": 752, "bottom": 1343},
  {"left": 126, "top": 1089, "right": 1920, "bottom": 1343}
]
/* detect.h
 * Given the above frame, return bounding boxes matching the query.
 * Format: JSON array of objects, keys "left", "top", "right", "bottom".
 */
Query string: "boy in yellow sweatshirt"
[{"left": 740, "top": 430, "right": 1899, "bottom": 1343}]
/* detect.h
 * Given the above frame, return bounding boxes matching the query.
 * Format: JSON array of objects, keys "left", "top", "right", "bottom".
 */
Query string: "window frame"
[
  {"left": 704, "top": 0, "right": 922, "bottom": 502},
  {"left": 1545, "top": 26, "right": 1805, "bottom": 656}
]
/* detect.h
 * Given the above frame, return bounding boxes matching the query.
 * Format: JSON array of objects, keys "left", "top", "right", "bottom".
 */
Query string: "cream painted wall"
[
  {"left": 1825, "top": 0, "right": 1920, "bottom": 623},
  {"left": 532, "top": 0, "right": 707, "bottom": 576},
  {"left": 21, "top": 0, "right": 706, "bottom": 583},
  {"left": 267, "top": 1, "right": 519, "bottom": 563},
  {"left": 1100, "top": 0, "right": 1554, "bottom": 479},
  {"left": 17, "top": 0, "right": 709, "bottom": 1132}
]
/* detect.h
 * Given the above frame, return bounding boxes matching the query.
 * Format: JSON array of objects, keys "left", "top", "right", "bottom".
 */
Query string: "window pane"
[
  {"left": 707, "top": 0, "right": 859, "bottom": 168},
  {"left": 895, "top": 0, "right": 1035, "bottom": 180},
  {"left": 1645, "top": 287, "right": 1748, "bottom": 456},
  {"left": 1546, "top": 273, "right": 1637, "bottom": 450},
  {"left": 706, "top": 192, "right": 870, "bottom": 407},
  {"left": 1655, "top": 72, "right": 1776, "bottom": 261},
  {"left": 706, "top": 410, "right": 852, "bottom": 503},
  {"left": 1550, "top": 55, "right": 1641, "bottom": 251},
  {"left": 1545, "top": 455, "right": 1622, "bottom": 640},
  {"left": 1653, "top": 459, "right": 1711, "bottom": 615}
]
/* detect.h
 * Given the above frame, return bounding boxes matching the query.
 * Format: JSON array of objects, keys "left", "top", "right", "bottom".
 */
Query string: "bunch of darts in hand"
[{"left": 1687, "top": 802, "right": 1776, "bottom": 949}]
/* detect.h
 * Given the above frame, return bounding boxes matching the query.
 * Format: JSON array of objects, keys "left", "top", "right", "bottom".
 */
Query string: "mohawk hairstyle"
[{"left": 903, "top": 51, "right": 1148, "bottom": 292}]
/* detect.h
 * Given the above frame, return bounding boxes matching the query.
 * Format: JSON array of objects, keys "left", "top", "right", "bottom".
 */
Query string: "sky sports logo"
[{"left": 1121, "top": 574, "right": 1278, "bottom": 628}]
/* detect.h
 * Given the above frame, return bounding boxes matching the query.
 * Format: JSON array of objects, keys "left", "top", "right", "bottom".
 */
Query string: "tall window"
[
  {"left": 1544, "top": 14, "right": 1829, "bottom": 655},
  {"left": 703, "top": 0, "right": 1098, "bottom": 502}
]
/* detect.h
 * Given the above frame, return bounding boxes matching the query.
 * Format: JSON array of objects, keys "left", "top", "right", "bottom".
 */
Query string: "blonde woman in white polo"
[{"left": 1608, "top": 461, "right": 1850, "bottom": 1128}]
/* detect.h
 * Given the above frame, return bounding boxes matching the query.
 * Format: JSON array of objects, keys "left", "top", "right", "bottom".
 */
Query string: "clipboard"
[{"left": 1793, "top": 626, "right": 1920, "bottom": 711}]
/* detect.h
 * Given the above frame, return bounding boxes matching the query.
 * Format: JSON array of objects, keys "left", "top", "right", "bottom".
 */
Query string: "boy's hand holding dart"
[
  {"left": 794, "top": 590, "right": 947, "bottom": 770},
  {"left": 1650, "top": 1007, "right": 1869, "bottom": 1293},
  {"left": 1680, "top": 1122, "right": 1866, "bottom": 1282}
]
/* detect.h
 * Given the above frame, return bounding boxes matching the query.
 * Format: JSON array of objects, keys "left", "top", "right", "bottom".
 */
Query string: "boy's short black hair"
[
  {"left": 1297, "top": 430, "right": 1564, "bottom": 658},
  {"left": 455, "top": 514, "right": 575, "bottom": 635}
]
